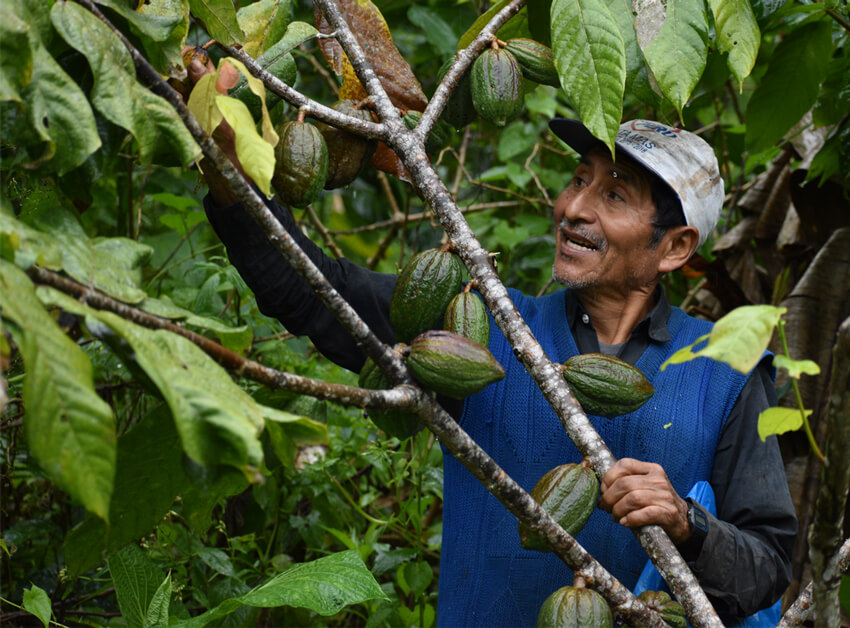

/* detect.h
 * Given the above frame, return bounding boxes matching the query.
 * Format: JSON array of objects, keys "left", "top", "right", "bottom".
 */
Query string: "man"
[{"left": 201, "top": 109, "right": 797, "bottom": 625}]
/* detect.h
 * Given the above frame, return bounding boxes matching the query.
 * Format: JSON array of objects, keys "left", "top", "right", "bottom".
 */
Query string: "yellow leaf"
[
  {"left": 187, "top": 73, "right": 223, "bottom": 136},
  {"left": 215, "top": 95, "right": 275, "bottom": 198},
  {"left": 220, "top": 57, "right": 279, "bottom": 148}
]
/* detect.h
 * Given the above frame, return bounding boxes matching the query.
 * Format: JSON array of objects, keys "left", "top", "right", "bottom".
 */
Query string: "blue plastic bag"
[{"left": 632, "top": 481, "right": 780, "bottom": 628}]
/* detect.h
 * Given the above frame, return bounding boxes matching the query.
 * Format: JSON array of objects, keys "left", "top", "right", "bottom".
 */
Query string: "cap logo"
[{"left": 629, "top": 120, "right": 682, "bottom": 138}]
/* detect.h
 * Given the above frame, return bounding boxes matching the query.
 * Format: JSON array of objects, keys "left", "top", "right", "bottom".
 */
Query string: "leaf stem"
[{"left": 777, "top": 320, "right": 824, "bottom": 462}]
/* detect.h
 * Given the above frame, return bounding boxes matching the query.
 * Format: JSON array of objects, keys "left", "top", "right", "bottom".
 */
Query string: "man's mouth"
[{"left": 561, "top": 228, "right": 600, "bottom": 253}]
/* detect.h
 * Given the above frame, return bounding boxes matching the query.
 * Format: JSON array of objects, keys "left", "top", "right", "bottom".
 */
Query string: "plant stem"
[{"left": 777, "top": 320, "right": 825, "bottom": 462}]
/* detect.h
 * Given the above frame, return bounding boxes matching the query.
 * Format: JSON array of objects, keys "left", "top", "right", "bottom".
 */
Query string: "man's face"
[{"left": 552, "top": 148, "right": 665, "bottom": 296}]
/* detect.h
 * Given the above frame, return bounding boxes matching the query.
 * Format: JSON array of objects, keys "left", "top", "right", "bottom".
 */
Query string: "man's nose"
[{"left": 559, "top": 187, "right": 596, "bottom": 225}]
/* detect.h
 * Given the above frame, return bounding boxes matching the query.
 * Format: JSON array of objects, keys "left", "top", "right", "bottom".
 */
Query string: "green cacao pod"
[
  {"left": 318, "top": 99, "right": 376, "bottom": 190},
  {"left": 504, "top": 38, "right": 559, "bottom": 87},
  {"left": 403, "top": 110, "right": 454, "bottom": 153},
  {"left": 537, "top": 585, "right": 613, "bottom": 628},
  {"left": 272, "top": 120, "right": 328, "bottom": 208},
  {"left": 438, "top": 58, "right": 476, "bottom": 130},
  {"left": 470, "top": 47, "right": 524, "bottom": 127},
  {"left": 443, "top": 290, "right": 490, "bottom": 348},
  {"left": 405, "top": 330, "right": 505, "bottom": 399},
  {"left": 561, "top": 353, "right": 654, "bottom": 418},
  {"left": 358, "top": 357, "right": 422, "bottom": 439},
  {"left": 634, "top": 591, "right": 687, "bottom": 628},
  {"left": 390, "top": 248, "right": 464, "bottom": 342},
  {"left": 518, "top": 462, "right": 599, "bottom": 552},
  {"left": 231, "top": 40, "right": 297, "bottom": 119}
]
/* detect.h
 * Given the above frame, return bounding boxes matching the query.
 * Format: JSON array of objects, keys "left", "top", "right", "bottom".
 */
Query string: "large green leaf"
[
  {"left": 0, "top": 261, "right": 116, "bottom": 521},
  {"left": 97, "top": 0, "right": 190, "bottom": 77},
  {"left": 188, "top": 0, "right": 243, "bottom": 45},
  {"left": 237, "top": 0, "right": 292, "bottom": 57},
  {"left": 745, "top": 19, "right": 832, "bottom": 154},
  {"left": 551, "top": 0, "right": 625, "bottom": 153},
  {"left": 175, "top": 550, "right": 389, "bottom": 627},
  {"left": 643, "top": 0, "right": 709, "bottom": 117},
  {"left": 0, "top": 206, "right": 62, "bottom": 271},
  {"left": 108, "top": 545, "right": 170, "bottom": 628},
  {"left": 0, "top": 5, "right": 32, "bottom": 103},
  {"left": 605, "top": 0, "right": 658, "bottom": 106},
  {"left": 22, "top": 202, "right": 152, "bottom": 304},
  {"left": 408, "top": 6, "right": 457, "bottom": 57},
  {"left": 62, "top": 403, "right": 187, "bottom": 577},
  {"left": 709, "top": 0, "right": 760, "bottom": 90},
  {"left": 50, "top": 1, "right": 200, "bottom": 167},
  {"left": 661, "top": 305, "right": 785, "bottom": 373}
]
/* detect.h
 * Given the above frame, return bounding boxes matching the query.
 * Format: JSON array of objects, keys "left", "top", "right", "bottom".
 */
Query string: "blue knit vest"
[{"left": 436, "top": 289, "right": 751, "bottom": 627}]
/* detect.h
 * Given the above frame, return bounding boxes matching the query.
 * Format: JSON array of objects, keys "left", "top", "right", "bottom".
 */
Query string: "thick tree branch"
[
  {"left": 313, "top": 0, "right": 721, "bottom": 625},
  {"left": 778, "top": 536, "right": 850, "bottom": 627}
]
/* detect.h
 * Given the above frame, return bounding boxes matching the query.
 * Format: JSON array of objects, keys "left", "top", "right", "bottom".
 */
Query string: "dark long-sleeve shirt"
[{"left": 205, "top": 195, "right": 797, "bottom": 622}]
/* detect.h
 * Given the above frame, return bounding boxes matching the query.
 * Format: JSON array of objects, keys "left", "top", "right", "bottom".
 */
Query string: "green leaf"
[
  {"left": 176, "top": 550, "right": 388, "bottom": 627},
  {"left": 262, "top": 405, "right": 329, "bottom": 468},
  {"left": 661, "top": 305, "right": 786, "bottom": 373},
  {"left": 196, "top": 547, "right": 235, "bottom": 577},
  {"left": 458, "top": 0, "right": 512, "bottom": 50},
  {"left": 50, "top": 1, "right": 200, "bottom": 167},
  {"left": 98, "top": 0, "right": 190, "bottom": 77},
  {"left": 708, "top": 0, "right": 760, "bottom": 89},
  {"left": 0, "top": 5, "right": 32, "bottom": 103},
  {"left": 188, "top": 0, "right": 243, "bottom": 45},
  {"left": 22, "top": 585, "right": 51, "bottom": 628},
  {"left": 643, "top": 0, "right": 709, "bottom": 117},
  {"left": 145, "top": 572, "right": 172, "bottom": 627},
  {"left": 745, "top": 19, "right": 832, "bottom": 154},
  {"left": 238, "top": 0, "right": 292, "bottom": 57},
  {"left": 408, "top": 6, "right": 457, "bottom": 57},
  {"left": 22, "top": 203, "right": 152, "bottom": 304},
  {"left": 108, "top": 545, "right": 169, "bottom": 628},
  {"left": 813, "top": 48, "right": 850, "bottom": 127},
  {"left": 773, "top": 354, "right": 821, "bottom": 379},
  {"left": 402, "top": 561, "right": 433, "bottom": 597},
  {"left": 758, "top": 406, "right": 810, "bottom": 441},
  {"left": 0, "top": 262, "right": 116, "bottom": 521},
  {"left": 61, "top": 403, "right": 187, "bottom": 577},
  {"left": 0, "top": 208, "right": 63, "bottom": 271},
  {"left": 551, "top": 0, "right": 625, "bottom": 153},
  {"left": 605, "top": 0, "right": 658, "bottom": 106}
]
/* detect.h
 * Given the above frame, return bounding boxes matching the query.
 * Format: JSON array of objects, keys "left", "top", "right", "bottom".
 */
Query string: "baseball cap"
[{"left": 549, "top": 118, "right": 724, "bottom": 248}]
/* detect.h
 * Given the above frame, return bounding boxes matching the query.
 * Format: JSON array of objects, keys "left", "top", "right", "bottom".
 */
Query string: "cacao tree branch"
[
  {"left": 778, "top": 536, "right": 850, "bottom": 627},
  {"left": 26, "top": 265, "right": 414, "bottom": 411},
  {"left": 313, "top": 0, "right": 722, "bottom": 625},
  {"left": 808, "top": 316, "right": 850, "bottom": 627}
]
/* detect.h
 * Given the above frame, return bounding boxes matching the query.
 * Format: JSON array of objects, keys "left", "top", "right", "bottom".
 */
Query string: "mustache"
[{"left": 558, "top": 218, "right": 605, "bottom": 250}]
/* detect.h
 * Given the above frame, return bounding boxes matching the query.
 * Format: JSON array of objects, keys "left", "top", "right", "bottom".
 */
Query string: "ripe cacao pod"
[
  {"left": 504, "top": 38, "right": 560, "bottom": 87},
  {"left": 403, "top": 110, "right": 454, "bottom": 153},
  {"left": 231, "top": 40, "right": 297, "bottom": 119},
  {"left": 318, "top": 99, "right": 376, "bottom": 189},
  {"left": 470, "top": 47, "right": 524, "bottom": 127},
  {"left": 390, "top": 248, "right": 464, "bottom": 343},
  {"left": 537, "top": 585, "right": 613, "bottom": 628},
  {"left": 443, "top": 290, "right": 490, "bottom": 348},
  {"left": 561, "top": 353, "right": 654, "bottom": 418},
  {"left": 632, "top": 591, "right": 687, "bottom": 628},
  {"left": 272, "top": 120, "right": 328, "bottom": 208},
  {"left": 518, "top": 462, "right": 599, "bottom": 552},
  {"left": 358, "top": 357, "right": 422, "bottom": 439},
  {"left": 405, "top": 330, "right": 505, "bottom": 399},
  {"left": 438, "top": 58, "right": 476, "bottom": 131}
]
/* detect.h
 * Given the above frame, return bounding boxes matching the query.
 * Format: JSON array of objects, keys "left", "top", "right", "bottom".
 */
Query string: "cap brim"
[{"left": 548, "top": 118, "right": 605, "bottom": 155}]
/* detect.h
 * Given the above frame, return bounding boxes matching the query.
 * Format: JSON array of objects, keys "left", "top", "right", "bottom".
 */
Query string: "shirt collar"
[{"left": 564, "top": 285, "right": 672, "bottom": 344}]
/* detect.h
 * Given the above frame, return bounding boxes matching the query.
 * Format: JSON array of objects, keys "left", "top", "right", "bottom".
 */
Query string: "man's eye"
[
  {"left": 608, "top": 190, "right": 624, "bottom": 202},
  {"left": 573, "top": 176, "right": 586, "bottom": 187}
]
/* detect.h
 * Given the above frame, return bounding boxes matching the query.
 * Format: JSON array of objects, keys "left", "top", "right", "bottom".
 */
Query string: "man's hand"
[{"left": 599, "top": 458, "right": 691, "bottom": 544}]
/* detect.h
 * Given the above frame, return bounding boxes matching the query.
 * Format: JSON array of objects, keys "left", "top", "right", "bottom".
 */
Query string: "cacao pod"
[
  {"left": 470, "top": 47, "right": 524, "bottom": 127},
  {"left": 405, "top": 330, "right": 505, "bottom": 399},
  {"left": 403, "top": 110, "right": 454, "bottom": 153},
  {"left": 272, "top": 120, "right": 328, "bottom": 208},
  {"left": 505, "top": 38, "right": 559, "bottom": 87},
  {"left": 537, "top": 585, "right": 613, "bottom": 628},
  {"left": 632, "top": 591, "right": 687, "bottom": 628},
  {"left": 443, "top": 290, "right": 490, "bottom": 348},
  {"left": 318, "top": 99, "right": 376, "bottom": 189},
  {"left": 358, "top": 357, "right": 422, "bottom": 439},
  {"left": 390, "top": 248, "right": 464, "bottom": 343},
  {"left": 438, "top": 58, "right": 476, "bottom": 130},
  {"left": 518, "top": 462, "right": 599, "bottom": 552},
  {"left": 561, "top": 353, "right": 654, "bottom": 418}
]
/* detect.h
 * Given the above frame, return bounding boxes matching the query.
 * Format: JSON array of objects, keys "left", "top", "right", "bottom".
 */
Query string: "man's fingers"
[{"left": 216, "top": 61, "right": 239, "bottom": 93}]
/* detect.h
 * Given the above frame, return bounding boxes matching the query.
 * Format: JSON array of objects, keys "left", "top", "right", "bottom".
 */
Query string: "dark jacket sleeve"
[
  {"left": 203, "top": 194, "right": 397, "bottom": 372},
  {"left": 678, "top": 360, "right": 798, "bottom": 622}
]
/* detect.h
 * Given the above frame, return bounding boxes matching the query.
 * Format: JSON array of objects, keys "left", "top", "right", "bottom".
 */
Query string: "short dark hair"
[{"left": 613, "top": 149, "right": 685, "bottom": 247}]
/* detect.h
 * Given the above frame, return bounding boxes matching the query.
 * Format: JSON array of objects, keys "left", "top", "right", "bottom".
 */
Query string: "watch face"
[{"left": 688, "top": 501, "right": 709, "bottom": 538}]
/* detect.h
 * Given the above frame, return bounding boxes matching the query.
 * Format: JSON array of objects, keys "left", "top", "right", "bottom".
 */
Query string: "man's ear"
[{"left": 657, "top": 226, "right": 700, "bottom": 273}]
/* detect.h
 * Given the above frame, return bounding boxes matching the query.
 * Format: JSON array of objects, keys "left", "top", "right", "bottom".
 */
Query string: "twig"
[
  {"left": 303, "top": 204, "right": 345, "bottom": 258},
  {"left": 329, "top": 201, "right": 522, "bottom": 235},
  {"left": 524, "top": 143, "right": 553, "bottom": 207}
]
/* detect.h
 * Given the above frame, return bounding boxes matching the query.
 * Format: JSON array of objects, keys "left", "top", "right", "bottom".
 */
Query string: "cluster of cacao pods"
[
  {"left": 537, "top": 584, "right": 686, "bottom": 627},
  {"left": 443, "top": 38, "right": 559, "bottom": 129}
]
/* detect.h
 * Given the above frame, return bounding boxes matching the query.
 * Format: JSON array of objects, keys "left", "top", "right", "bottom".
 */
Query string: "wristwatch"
[{"left": 686, "top": 498, "right": 710, "bottom": 545}]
